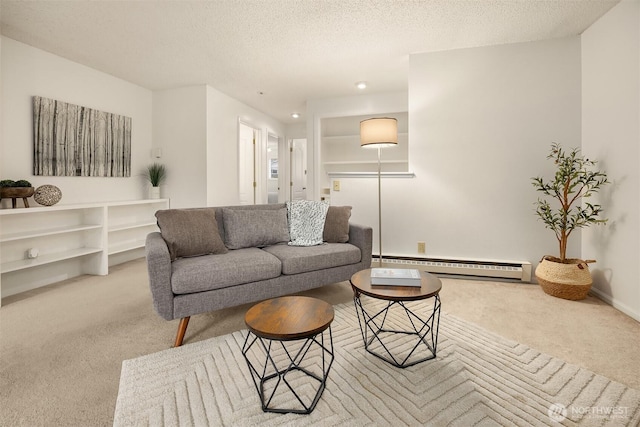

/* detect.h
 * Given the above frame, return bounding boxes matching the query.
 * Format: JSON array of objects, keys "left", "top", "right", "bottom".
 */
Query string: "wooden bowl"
[{"left": 0, "top": 187, "right": 35, "bottom": 198}]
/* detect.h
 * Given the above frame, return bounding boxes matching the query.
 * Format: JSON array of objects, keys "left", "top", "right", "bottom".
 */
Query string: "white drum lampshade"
[{"left": 360, "top": 118, "right": 398, "bottom": 148}]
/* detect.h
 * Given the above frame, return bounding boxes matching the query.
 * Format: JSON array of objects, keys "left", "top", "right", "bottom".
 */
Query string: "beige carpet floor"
[
  {"left": 1, "top": 258, "right": 639, "bottom": 426},
  {"left": 113, "top": 302, "right": 640, "bottom": 426}
]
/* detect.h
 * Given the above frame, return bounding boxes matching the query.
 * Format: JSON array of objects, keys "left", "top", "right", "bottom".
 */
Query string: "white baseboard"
[{"left": 589, "top": 287, "right": 640, "bottom": 322}]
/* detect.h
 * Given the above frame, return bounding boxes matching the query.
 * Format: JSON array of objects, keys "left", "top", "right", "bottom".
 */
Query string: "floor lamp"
[{"left": 360, "top": 117, "right": 398, "bottom": 267}]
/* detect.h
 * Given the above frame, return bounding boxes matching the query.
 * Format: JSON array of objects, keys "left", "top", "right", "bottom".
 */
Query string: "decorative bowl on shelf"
[
  {"left": 34, "top": 185, "right": 62, "bottom": 206},
  {"left": 0, "top": 186, "right": 35, "bottom": 198},
  {"left": 0, "top": 186, "right": 35, "bottom": 208}
]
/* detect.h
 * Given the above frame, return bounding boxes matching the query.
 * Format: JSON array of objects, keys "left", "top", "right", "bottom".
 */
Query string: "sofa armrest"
[
  {"left": 145, "top": 232, "right": 175, "bottom": 320},
  {"left": 348, "top": 223, "right": 373, "bottom": 266}
]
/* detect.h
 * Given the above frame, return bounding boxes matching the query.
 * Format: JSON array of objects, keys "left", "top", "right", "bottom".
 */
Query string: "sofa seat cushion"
[
  {"left": 170, "top": 248, "right": 282, "bottom": 295},
  {"left": 263, "top": 243, "right": 361, "bottom": 275}
]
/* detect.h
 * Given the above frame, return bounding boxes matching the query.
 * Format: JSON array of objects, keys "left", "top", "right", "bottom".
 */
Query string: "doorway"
[
  {"left": 238, "top": 121, "right": 261, "bottom": 205},
  {"left": 239, "top": 121, "right": 283, "bottom": 205},
  {"left": 289, "top": 138, "right": 307, "bottom": 201},
  {"left": 267, "top": 132, "right": 280, "bottom": 203}
]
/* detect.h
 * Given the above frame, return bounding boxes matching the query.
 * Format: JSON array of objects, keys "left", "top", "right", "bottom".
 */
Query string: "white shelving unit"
[
  {"left": 0, "top": 199, "right": 169, "bottom": 302},
  {"left": 107, "top": 200, "right": 168, "bottom": 262}
]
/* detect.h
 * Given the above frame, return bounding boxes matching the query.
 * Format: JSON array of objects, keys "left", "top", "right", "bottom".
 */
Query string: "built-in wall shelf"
[
  {"left": 327, "top": 171, "right": 416, "bottom": 179},
  {"left": 0, "top": 224, "right": 103, "bottom": 242},
  {"left": 322, "top": 132, "right": 409, "bottom": 142},
  {"left": 1, "top": 247, "right": 103, "bottom": 274},
  {"left": 108, "top": 240, "right": 147, "bottom": 255},
  {"left": 323, "top": 160, "right": 411, "bottom": 175},
  {"left": 108, "top": 221, "right": 157, "bottom": 233},
  {"left": 0, "top": 199, "right": 169, "bottom": 302},
  {"left": 323, "top": 160, "right": 408, "bottom": 165}
]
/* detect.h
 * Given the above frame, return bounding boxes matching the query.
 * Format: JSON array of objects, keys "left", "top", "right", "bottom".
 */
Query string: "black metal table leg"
[
  {"left": 242, "top": 326, "right": 334, "bottom": 414},
  {"left": 353, "top": 291, "right": 441, "bottom": 368}
]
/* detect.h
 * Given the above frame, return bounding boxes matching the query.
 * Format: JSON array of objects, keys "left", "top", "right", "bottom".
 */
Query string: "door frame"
[
  {"left": 289, "top": 138, "right": 308, "bottom": 201},
  {"left": 238, "top": 119, "right": 264, "bottom": 205}
]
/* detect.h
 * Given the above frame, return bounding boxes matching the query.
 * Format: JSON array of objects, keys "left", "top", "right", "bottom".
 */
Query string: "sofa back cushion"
[
  {"left": 155, "top": 208, "right": 228, "bottom": 261},
  {"left": 323, "top": 206, "right": 352, "bottom": 243},
  {"left": 222, "top": 207, "right": 289, "bottom": 249}
]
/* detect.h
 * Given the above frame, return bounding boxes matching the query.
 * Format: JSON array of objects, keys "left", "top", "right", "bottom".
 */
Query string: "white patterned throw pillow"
[{"left": 287, "top": 200, "right": 329, "bottom": 246}]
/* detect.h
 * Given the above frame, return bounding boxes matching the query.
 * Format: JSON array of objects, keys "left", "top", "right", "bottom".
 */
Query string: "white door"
[
  {"left": 239, "top": 123, "right": 258, "bottom": 205},
  {"left": 267, "top": 133, "right": 280, "bottom": 203},
  {"left": 290, "top": 138, "right": 307, "bottom": 201}
]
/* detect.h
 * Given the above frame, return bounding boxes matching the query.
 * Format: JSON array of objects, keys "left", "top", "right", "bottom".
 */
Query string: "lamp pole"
[
  {"left": 377, "top": 146, "right": 383, "bottom": 267},
  {"left": 360, "top": 117, "right": 397, "bottom": 269}
]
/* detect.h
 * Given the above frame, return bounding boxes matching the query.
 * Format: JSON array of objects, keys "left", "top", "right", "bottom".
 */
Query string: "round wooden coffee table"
[
  {"left": 350, "top": 268, "right": 442, "bottom": 368},
  {"left": 241, "top": 296, "right": 335, "bottom": 414}
]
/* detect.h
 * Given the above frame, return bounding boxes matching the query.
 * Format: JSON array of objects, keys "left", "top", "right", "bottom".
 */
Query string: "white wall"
[
  {"left": 128, "top": 84, "right": 285, "bottom": 209},
  {"left": 331, "top": 38, "right": 581, "bottom": 264},
  {"left": 285, "top": 122, "right": 306, "bottom": 140},
  {"left": 407, "top": 38, "right": 582, "bottom": 263},
  {"left": 206, "top": 85, "right": 285, "bottom": 206},
  {"left": 0, "top": 37, "right": 285, "bottom": 211},
  {"left": 0, "top": 36, "right": 3, "bottom": 191},
  {"left": 582, "top": 0, "right": 640, "bottom": 320},
  {"left": 153, "top": 86, "right": 208, "bottom": 209},
  {"left": 0, "top": 37, "right": 153, "bottom": 206}
]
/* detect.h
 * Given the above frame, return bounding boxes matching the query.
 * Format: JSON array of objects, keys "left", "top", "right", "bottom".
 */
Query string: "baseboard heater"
[{"left": 373, "top": 255, "right": 532, "bottom": 282}]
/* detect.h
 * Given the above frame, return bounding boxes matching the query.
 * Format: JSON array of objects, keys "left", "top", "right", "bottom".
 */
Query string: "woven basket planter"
[{"left": 535, "top": 256, "right": 592, "bottom": 300}]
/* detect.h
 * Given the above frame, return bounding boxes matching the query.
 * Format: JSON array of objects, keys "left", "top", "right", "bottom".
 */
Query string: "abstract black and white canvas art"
[{"left": 33, "top": 96, "right": 132, "bottom": 177}]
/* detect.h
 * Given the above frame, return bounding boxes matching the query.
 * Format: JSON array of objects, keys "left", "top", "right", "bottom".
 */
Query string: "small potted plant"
[
  {"left": 145, "top": 163, "right": 166, "bottom": 199},
  {"left": 531, "top": 142, "right": 609, "bottom": 300},
  {"left": 0, "top": 179, "right": 35, "bottom": 208}
]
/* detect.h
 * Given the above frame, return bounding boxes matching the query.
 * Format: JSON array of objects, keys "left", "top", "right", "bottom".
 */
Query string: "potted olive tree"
[
  {"left": 145, "top": 163, "right": 166, "bottom": 199},
  {"left": 531, "top": 142, "right": 609, "bottom": 300}
]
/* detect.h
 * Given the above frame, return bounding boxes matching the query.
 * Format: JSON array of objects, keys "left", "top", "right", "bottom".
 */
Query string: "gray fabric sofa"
[{"left": 145, "top": 203, "right": 372, "bottom": 347}]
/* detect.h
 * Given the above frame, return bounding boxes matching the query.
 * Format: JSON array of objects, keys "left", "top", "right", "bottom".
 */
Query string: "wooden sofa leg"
[{"left": 174, "top": 317, "right": 190, "bottom": 347}]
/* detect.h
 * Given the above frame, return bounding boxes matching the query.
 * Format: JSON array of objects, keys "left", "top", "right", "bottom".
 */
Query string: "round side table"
[
  {"left": 242, "top": 296, "right": 334, "bottom": 414},
  {"left": 350, "top": 268, "right": 442, "bottom": 368}
]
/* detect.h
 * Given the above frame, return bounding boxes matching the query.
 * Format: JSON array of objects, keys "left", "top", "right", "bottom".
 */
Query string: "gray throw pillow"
[
  {"left": 287, "top": 200, "right": 329, "bottom": 246},
  {"left": 155, "top": 208, "right": 228, "bottom": 261},
  {"left": 323, "top": 206, "right": 352, "bottom": 243},
  {"left": 222, "top": 208, "right": 289, "bottom": 249}
]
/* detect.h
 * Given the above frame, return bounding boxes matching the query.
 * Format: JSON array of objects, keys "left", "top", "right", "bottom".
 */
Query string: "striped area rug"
[{"left": 114, "top": 301, "right": 640, "bottom": 426}]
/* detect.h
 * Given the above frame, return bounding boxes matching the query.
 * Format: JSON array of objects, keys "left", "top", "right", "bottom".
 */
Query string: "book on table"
[{"left": 370, "top": 268, "right": 422, "bottom": 286}]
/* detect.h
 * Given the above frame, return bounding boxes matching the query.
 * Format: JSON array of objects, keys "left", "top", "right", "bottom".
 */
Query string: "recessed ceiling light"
[
  {"left": 356, "top": 81, "right": 367, "bottom": 90},
  {"left": 291, "top": 112, "right": 300, "bottom": 119}
]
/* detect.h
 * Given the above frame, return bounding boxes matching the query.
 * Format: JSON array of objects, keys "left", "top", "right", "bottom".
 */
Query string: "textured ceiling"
[{"left": 0, "top": 0, "right": 620, "bottom": 124}]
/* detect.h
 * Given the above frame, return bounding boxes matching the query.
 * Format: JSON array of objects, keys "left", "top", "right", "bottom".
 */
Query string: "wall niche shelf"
[
  {"left": 322, "top": 160, "right": 408, "bottom": 165},
  {"left": 320, "top": 112, "right": 409, "bottom": 188},
  {"left": 326, "top": 171, "right": 416, "bottom": 179},
  {"left": 0, "top": 199, "right": 169, "bottom": 303},
  {"left": 322, "top": 132, "right": 409, "bottom": 142}
]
